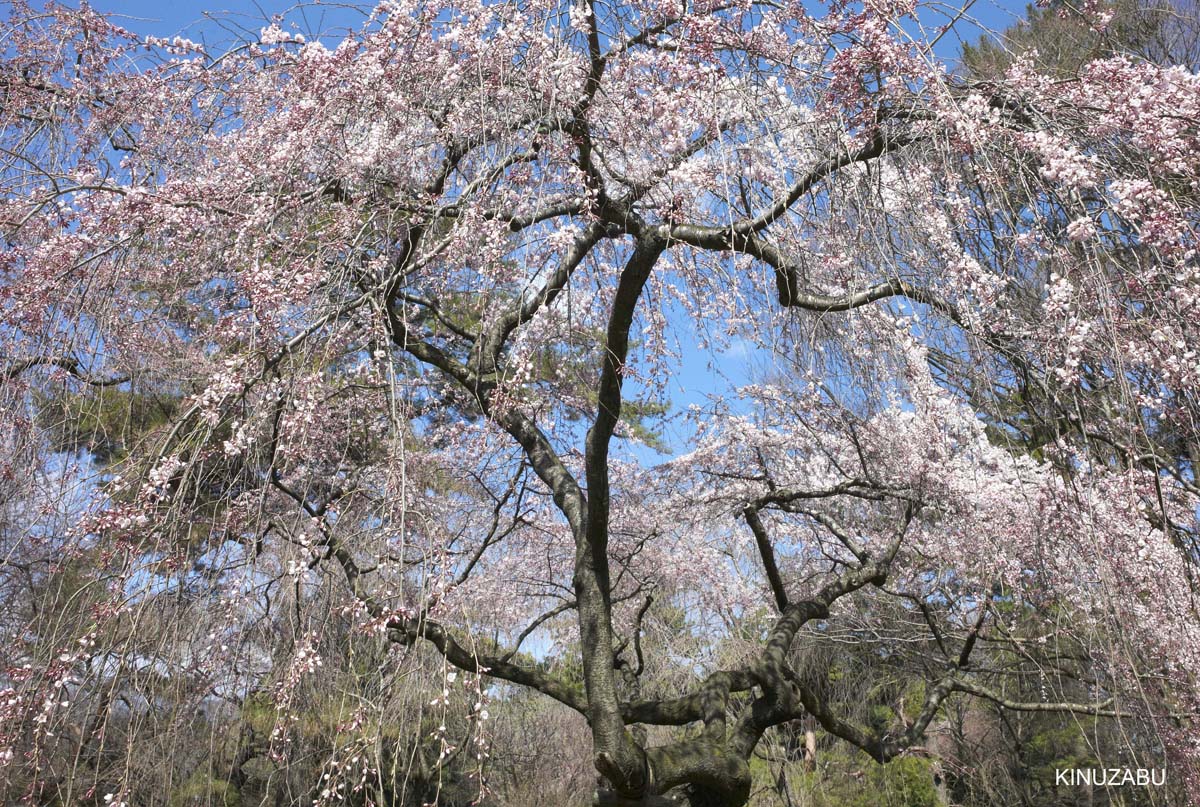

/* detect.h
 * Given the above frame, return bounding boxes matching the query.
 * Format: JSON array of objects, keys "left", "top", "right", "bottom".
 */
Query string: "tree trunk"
[{"left": 595, "top": 784, "right": 747, "bottom": 807}]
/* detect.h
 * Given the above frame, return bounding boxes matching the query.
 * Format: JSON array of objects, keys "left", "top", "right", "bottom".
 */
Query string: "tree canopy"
[{"left": 1, "top": 0, "right": 1198, "bottom": 804}]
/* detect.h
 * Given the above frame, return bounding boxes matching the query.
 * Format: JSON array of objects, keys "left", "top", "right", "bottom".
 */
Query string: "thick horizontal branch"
[
  {"left": 621, "top": 669, "right": 757, "bottom": 727},
  {"left": 950, "top": 678, "right": 1119, "bottom": 717},
  {"left": 775, "top": 276, "right": 960, "bottom": 315},
  {"left": 4, "top": 355, "right": 130, "bottom": 386},
  {"left": 387, "top": 616, "right": 588, "bottom": 715},
  {"left": 752, "top": 478, "right": 894, "bottom": 507}
]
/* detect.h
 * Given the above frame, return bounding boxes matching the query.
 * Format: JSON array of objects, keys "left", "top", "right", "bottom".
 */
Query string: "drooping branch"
[
  {"left": 385, "top": 305, "right": 590, "bottom": 534},
  {"left": 738, "top": 132, "right": 912, "bottom": 236},
  {"left": 501, "top": 600, "right": 578, "bottom": 663},
  {"left": 267, "top": 465, "right": 591, "bottom": 715},
  {"left": 478, "top": 221, "right": 607, "bottom": 366}
]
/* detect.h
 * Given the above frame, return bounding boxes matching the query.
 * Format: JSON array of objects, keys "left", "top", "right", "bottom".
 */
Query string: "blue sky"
[
  {"left": 73, "top": 0, "right": 1029, "bottom": 63},
  {"left": 81, "top": 0, "right": 367, "bottom": 41}
]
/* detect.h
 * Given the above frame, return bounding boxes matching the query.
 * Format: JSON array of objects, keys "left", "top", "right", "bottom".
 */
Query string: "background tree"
[{"left": 960, "top": 0, "right": 1176, "bottom": 78}]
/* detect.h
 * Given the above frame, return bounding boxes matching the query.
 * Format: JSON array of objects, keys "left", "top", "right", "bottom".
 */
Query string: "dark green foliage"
[
  {"left": 36, "top": 386, "right": 180, "bottom": 464},
  {"left": 960, "top": 0, "right": 1167, "bottom": 79},
  {"left": 771, "top": 751, "right": 941, "bottom": 807}
]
